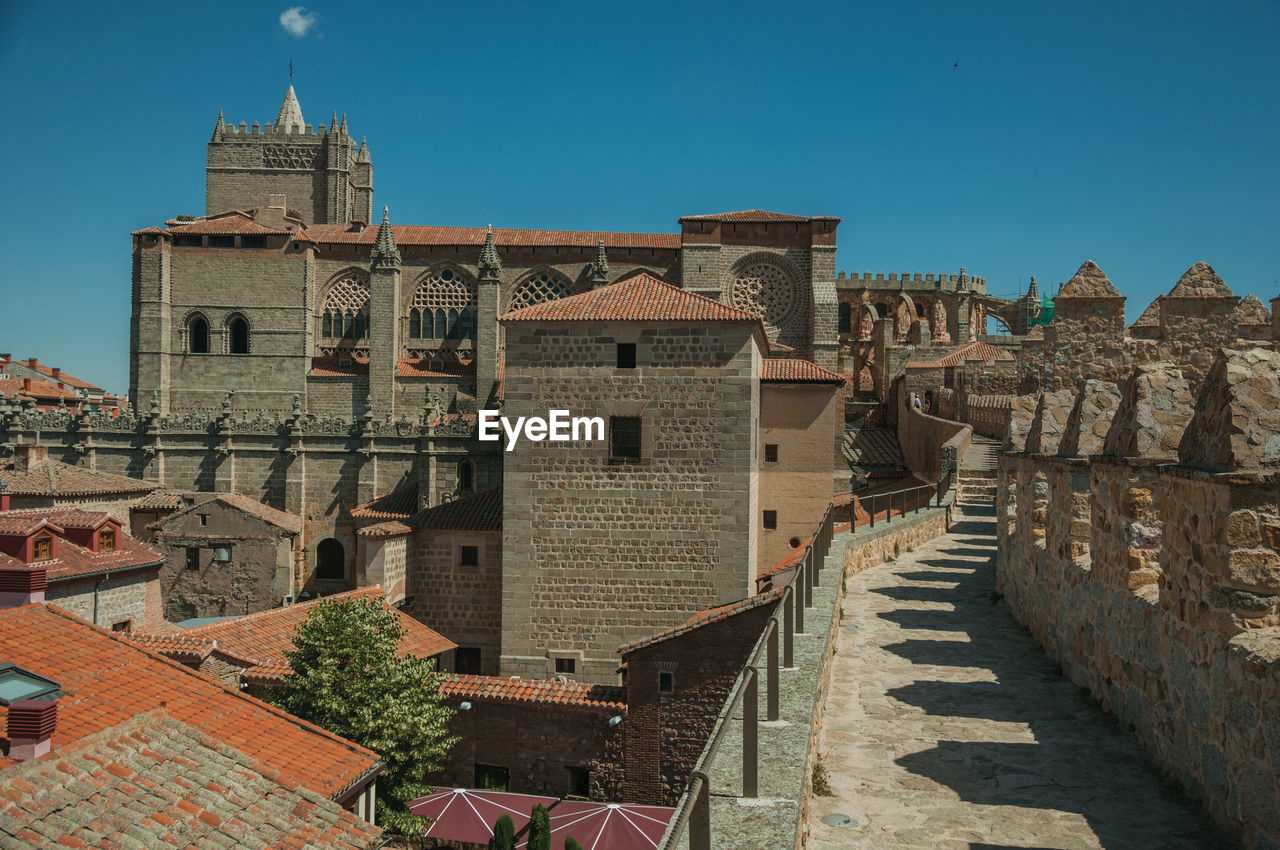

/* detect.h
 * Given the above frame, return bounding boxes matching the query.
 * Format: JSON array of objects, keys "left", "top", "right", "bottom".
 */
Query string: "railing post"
[
  {"left": 690, "top": 773, "right": 710, "bottom": 850},
  {"left": 783, "top": 589, "right": 794, "bottom": 667},
  {"left": 888, "top": 490, "right": 893, "bottom": 524},
  {"left": 804, "top": 550, "right": 814, "bottom": 609},
  {"left": 812, "top": 541, "right": 821, "bottom": 586},
  {"left": 767, "top": 618, "right": 779, "bottom": 721},
  {"left": 869, "top": 493, "right": 875, "bottom": 528},
  {"left": 743, "top": 667, "right": 758, "bottom": 798},
  {"left": 915, "top": 485, "right": 922, "bottom": 514},
  {"left": 795, "top": 568, "right": 805, "bottom": 633}
]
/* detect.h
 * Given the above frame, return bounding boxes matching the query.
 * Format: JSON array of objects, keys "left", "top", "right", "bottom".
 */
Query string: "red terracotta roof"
[
  {"left": 309, "top": 355, "right": 370, "bottom": 377},
  {"left": 358, "top": 487, "right": 501, "bottom": 538},
  {"left": 0, "top": 507, "right": 164, "bottom": 581},
  {"left": 217, "top": 494, "right": 303, "bottom": 534},
  {"left": 759, "top": 537, "right": 813, "bottom": 580},
  {"left": 0, "top": 456, "right": 156, "bottom": 498},
  {"left": 352, "top": 484, "right": 418, "bottom": 520},
  {"left": 170, "top": 587, "right": 455, "bottom": 684},
  {"left": 442, "top": 675, "right": 625, "bottom": 713},
  {"left": 0, "top": 378, "right": 79, "bottom": 403},
  {"left": 678, "top": 209, "right": 841, "bottom": 223},
  {"left": 760, "top": 358, "right": 845, "bottom": 384},
  {"left": 618, "top": 589, "right": 784, "bottom": 655},
  {"left": 0, "top": 605, "right": 382, "bottom": 798},
  {"left": 7, "top": 359, "right": 101, "bottom": 391},
  {"left": 122, "top": 631, "right": 218, "bottom": 663},
  {"left": 163, "top": 210, "right": 292, "bottom": 235},
  {"left": 305, "top": 223, "right": 680, "bottom": 250},
  {"left": 0, "top": 713, "right": 383, "bottom": 849},
  {"left": 132, "top": 490, "right": 190, "bottom": 511},
  {"left": 397, "top": 357, "right": 474, "bottom": 378},
  {"left": 499, "top": 272, "right": 767, "bottom": 331},
  {"left": 906, "top": 341, "right": 1016, "bottom": 369}
]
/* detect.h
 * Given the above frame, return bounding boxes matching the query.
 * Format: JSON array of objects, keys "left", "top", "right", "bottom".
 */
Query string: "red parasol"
[
  {"left": 408, "top": 787, "right": 559, "bottom": 844},
  {"left": 516, "top": 800, "right": 676, "bottom": 850}
]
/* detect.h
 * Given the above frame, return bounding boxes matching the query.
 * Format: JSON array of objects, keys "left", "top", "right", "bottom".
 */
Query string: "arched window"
[
  {"left": 316, "top": 538, "right": 345, "bottom": 581},
  {"left": 459, "top": 460, "right": 475, "bottom": 494},
  {"left": 227, "top": 316, "right": 249, "bottom": 354},
  {"left": 320, "top": 274, "right": 370, "bottom": 343},
  {"left": 188, "top": 315, "right": 210, "bottom": 354},
  {"left": 408, "top": 268, "right": 476, "bottom": 341},
  {"left": 508, "top": 270, "right": 572, "bottom": 311},
  {"left": 838, "top": 302, "right": 851, "bottom": 334}
]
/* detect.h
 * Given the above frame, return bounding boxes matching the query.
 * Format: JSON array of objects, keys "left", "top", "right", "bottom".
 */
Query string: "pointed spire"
[
  {"left": 356, "top": 136, "right": 371, "bottom": 164},
  {"left": 212, "top": 108, "right": 225, "bottom": 140},
  {"left": 276, "top": 85, "right": 305, "bottom": 131},
  {"left": 330, "top": 110, "right": 338, "bottom": 132},
  {"left": 370, "top": 206, "right": 401, "bottom": 269},
  {"left": 339, "top": 112, "right": 349, "bottom": 136},
  {"left": 591, "top": 239, "right": 610, "bottom": 287},
  {"left": 478, "top": 224, "right": 501, "bottom": 283},
  {"left": 1026, "top": 275, "right": 1039, "bottom": 301}
]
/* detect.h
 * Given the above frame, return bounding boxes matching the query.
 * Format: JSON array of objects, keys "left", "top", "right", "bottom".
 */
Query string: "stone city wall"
[{"left": 996, "top": 348, "right": 1280, "bottom": 849}]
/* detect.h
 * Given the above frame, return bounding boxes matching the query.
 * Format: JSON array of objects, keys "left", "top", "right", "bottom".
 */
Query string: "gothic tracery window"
[
  {"left": 408, "top": 268, "right": 477, "bottom": 342},
  {"left": 729, "top": 262, "right": 799, "bottom": 333},
  {"left": 320, "top": 274, "right": 370, "bottom": 344},
  {"left": 186, "top": 314, "right": 210, "bottom": 354},
  {"left": 508, "top": 271, "right": 572, "bottom": 311}
]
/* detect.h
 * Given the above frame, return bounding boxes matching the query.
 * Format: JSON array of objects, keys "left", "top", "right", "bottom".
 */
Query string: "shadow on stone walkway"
[{"left": 808, "top": 503, "right": 1228, "bottom": 850}]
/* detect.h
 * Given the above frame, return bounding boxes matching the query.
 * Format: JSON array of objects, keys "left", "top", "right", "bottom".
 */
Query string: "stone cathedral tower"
[{"left": 205, "top": 86, "right": 373, "bottom": 225}]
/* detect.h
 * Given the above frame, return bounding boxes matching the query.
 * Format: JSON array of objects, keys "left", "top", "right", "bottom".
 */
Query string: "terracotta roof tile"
[
  {"left": 0, "top": 377, "right": 80, "bottom": 403},
  {"left": 760, "top": 358, "right": 845, "bottom": 384},
  {"left": 618, "top": 589, "right": 784, "bottom": 655},
  {"left": 309, "top": 355, "right": 369, "bottom": 378},
  {"left": 677, "top": 209, "right": 841, "bottom": 223},
  {"left": 351, "top": 484, "right": 418, "bottom": 520},
  {"left": 397, "top": 357, "right": 473, "bottom": 378},
  {"left": 906, "top": 341, "right": 1016, "bottom": 369},
  {"left": 0, "top": 714, "right": 382, "bottom": 848},
  {"left": 167, "top": 587, "right": 455, "bottom": 683},
  {"left": 0, "top": 605, "right": 382, "bottom": 800},
  {"left": 6, "top": 360, "right": 100, "bottom": 391},
  {"left": 305, "top": 224, "right": 680, "bottom": 250},
  {"left": 441, "top": 675, "right": 625, "bottom": 713},
  {"left": 357, "top": 487, "right": 501, "bottom": 538},
  {"left": 0, "top": 457, "right": 156, "bottom": 498},
  {"left": 162, "top": 210, "right": 292, "bottom": 235},
  {"left": 499, "top": 273, "right": 767, "bottom": 331},
  {"left": 0, "top": 507, "right": 164, "bottom": 581},
  {"left": 215, "top": 494, "right": 303, "bottom": 534},
  {"left": 132, "top": 490, "right": 190, "bottom": 511}
]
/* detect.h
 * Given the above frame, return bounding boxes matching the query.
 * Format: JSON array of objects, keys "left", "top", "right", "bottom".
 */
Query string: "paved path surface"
[{"left": 808, "top": 503, "right": 1227, "bottom": 850}]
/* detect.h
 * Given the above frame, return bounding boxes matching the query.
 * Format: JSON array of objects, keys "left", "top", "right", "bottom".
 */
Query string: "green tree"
[
  {"left": 270, "top": 595, "right": 456, "bottom": 835},
  {"left": 527, "top": 803, "right": 551, "bottom": 850},
  {"left": 489, "top": 814, "right": 515, "bottom": 850},
  {"left": 565, "top": 838, "right": 584, "bottom": 850}
]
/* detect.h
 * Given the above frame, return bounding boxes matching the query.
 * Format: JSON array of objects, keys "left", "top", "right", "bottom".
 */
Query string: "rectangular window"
[
  {"left": 567, "top": 766, "right": 591, "bottom": 798},
  {"left": 475, "top": 764, "right": 509, "bottom": 792},
  {"left": 32, "top": 533, "right": 53, "bottom": 562},
  {"left": 199, "top": 514, "right": 208, "bottom": 527},
  {"left": 764, "top": 444, "right": 779, "bottom": 463},
  {"left": 659, "top": 671, "right": 674, "bottom": 693},
  {"left": 616, "top": 342, "right": 636, "bottom": 369},
  {"left": 460, "top": 545, "right": 479, "bottom": 567},
  {"left": 240, "top": 235, "right": 266, "bottom": 249},
  {"left": 455, "top": 647, "right": 482, "bottom": 675},
  {"left": 173, "top": 234, "right": 202, "bottom": 247},
  {"left": 185, "top": 547, "right": 201, "bottom": 570},
  {"left": 554, "top": 657, "right": 576, "bottom": 675},
  {"left": 610, "top": 416, "right": 642, "bottom": 462},
  {"left": 206, "top": 235, "right": 234, "bottom": 249},
  {"left": 111, "top": 619, "right": 133, "bottom": 633},
  {"left": 97, "top": 528, "right": 116, "bottom": 552},
  {"left": 763, "top": 510, "right": 778, "bottom": 530}
]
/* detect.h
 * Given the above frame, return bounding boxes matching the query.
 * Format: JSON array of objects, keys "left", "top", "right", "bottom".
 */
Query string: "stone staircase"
[{"left": 958, "top": 435, "right": 1000, "bottom": 504}]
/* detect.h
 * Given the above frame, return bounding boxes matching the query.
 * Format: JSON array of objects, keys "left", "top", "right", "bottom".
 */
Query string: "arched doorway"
[{"left": 316, "top": 538, "right": 345, "bottom": 581}]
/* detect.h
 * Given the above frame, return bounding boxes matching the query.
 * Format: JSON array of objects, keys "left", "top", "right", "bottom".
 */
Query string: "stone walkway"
[{"left": 809, "top": 503, "right": 1227, "bottom": 850}]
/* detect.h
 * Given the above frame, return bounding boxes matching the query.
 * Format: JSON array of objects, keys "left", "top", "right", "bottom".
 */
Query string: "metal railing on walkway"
[
  {"left": 658, "top": 502, "right": 835, "bottom": 850},
  {"left": 859, "top": 469, "right": 952, "bottom": 529}
]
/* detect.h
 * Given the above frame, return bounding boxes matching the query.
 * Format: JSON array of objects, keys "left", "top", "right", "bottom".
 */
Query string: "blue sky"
[{"left": 0, "top": 1, "right": 1276, "bottom": 394}]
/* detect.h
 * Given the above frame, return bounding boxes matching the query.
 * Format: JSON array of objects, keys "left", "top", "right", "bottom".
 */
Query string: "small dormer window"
[
  {"left": 32, "top": 532, "right": 53, "bottom": 562},
  {"left": 97, "top": 527, "right": 117, "bottom": 552}
]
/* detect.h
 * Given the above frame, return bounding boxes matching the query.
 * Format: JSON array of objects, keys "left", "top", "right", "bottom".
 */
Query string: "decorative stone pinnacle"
[
  {"left": 212, "top": 109, "right": 225, "bottom": 140},
  {"left": 371, "top": 206, "right": 401, "bottom": 269},
  {"left": 356, "top": 137, "right": 371, "bottom": 164},
  {"left": 1027, "top": 275, "right": 1039, "bottom": 301},
  {"left": 591, "top": 239, "right": 610, "bottom": 285},
  {"left": 478, "top": 224, "right": 501, "bottom": 282}
]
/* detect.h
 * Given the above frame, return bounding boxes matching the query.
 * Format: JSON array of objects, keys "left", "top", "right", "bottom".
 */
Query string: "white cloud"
[{"left": 279, "top": 7, "right": 318, "bottom": 38}]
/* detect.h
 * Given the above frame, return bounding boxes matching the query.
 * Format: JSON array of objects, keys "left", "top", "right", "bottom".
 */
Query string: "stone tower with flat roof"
[{"left": 205, "top": 86, "right": 373, "bottom": 225}]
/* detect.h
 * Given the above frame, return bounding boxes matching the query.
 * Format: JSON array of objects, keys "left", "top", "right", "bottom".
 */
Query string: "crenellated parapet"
[{"left": 837, "top": 269, "right": 987, "bottom": 293}]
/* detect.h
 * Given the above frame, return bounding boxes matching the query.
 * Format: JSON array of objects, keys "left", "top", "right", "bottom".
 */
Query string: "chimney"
[
  {"left": 22, "top": 378, "right": 31, "bottom": 393},
  {"left": 7, "top": 698, "right": 58, "bottom": 761},
  {"left": 13, "top": 445, "right": 48, "bottom": 472},
  {"left": 0, "top": 481, "right": 8, "bottom": 511},
  {"left": 26, "top": 359, "right": 38, "bottom": 369},
  {"left": 0, "top": 565, "right": 46, "bottom": 608},
  {"left": 51, "top": 368, "right": 60, "bottom": 379}
]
